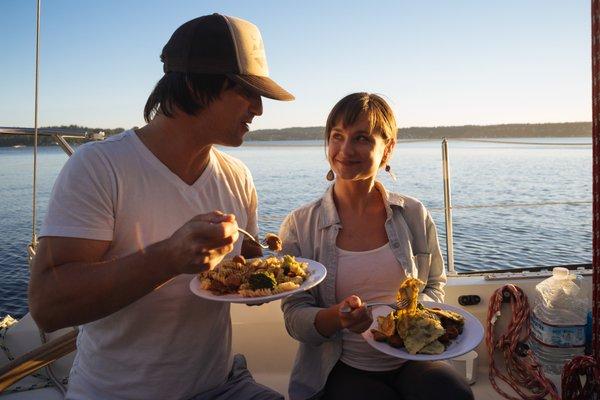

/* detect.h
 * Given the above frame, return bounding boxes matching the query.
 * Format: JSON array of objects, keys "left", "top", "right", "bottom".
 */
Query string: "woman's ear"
[{"left": 383, "top": 139, "right": 396, "bottom": 164}]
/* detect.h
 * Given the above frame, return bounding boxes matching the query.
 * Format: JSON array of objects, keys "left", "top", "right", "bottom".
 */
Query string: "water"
[{"left": 0, "top": 138, "right": 592, "bottom": 318}]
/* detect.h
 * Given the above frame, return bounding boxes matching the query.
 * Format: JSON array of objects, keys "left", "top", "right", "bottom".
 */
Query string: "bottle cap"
[{"left": 552, "top": 267, "right": 569, "bottom": 276}]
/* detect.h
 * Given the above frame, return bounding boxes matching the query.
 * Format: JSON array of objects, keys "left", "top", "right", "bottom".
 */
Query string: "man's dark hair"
[{"left": 143, "top": 72, "right": 234, "bottom": 122}]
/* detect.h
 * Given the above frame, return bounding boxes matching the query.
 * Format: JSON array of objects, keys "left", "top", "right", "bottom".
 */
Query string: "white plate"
[
  {"left": 189, "top": 257, "right": 327, "bottom": 305},
  {"left": 362, "top": 301, "right": 484, "bottom": 361}
]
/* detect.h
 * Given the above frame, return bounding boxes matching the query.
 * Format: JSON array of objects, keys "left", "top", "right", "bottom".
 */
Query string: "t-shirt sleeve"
[{"left": 39, "top": 145, "right": 115, "bottom": 241}]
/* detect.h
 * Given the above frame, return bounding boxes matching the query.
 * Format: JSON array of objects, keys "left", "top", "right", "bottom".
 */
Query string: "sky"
[{"left": 0, "top": 0, "right": 591, "bottom": 131}]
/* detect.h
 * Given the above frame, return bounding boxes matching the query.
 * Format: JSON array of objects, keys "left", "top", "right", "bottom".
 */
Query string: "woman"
[{"left": 279, "top": 93, "right": 473, "bottom": 400}]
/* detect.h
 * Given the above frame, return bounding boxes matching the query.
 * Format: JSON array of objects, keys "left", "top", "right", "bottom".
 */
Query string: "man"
[{"left": 28, "top": 14, "right": 293, "bottom": 400}]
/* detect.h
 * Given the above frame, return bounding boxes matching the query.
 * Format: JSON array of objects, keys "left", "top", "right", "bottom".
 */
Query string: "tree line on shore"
[
  {"left": 0, "top": 122, "right": 591, "bottom": 147},
  {"left": 247, "top": 122, "right": 591, "bottom": 141}
]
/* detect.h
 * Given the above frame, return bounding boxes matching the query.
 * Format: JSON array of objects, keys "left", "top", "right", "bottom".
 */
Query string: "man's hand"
[
  {"left": 166, "top": 211, "right": 239, "bottom": 274},
  {"left": 338, "top": 295, "right": 373, "bottom": 334}
]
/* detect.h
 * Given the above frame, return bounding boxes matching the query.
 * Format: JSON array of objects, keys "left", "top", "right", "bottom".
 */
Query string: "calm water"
[{"left": 0, "top": 138, "right": 592, "bottom": 318}]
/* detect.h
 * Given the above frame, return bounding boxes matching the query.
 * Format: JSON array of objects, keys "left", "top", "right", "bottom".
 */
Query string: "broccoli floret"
[
  {"left": 282, "top": 255, "right": 296, "bottom": 267},
  {"left": 281, "top": 255, "right": 302, "bottom": 276},
  {"left": 248, "top": 272, "right": 277, "bottom": 290}
]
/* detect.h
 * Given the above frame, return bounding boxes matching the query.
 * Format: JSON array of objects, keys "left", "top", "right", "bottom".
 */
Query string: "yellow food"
[
  {"left": 371, "top": 277, "right": 465, "bottom": 355},
  {"left": 400, "top": 311, "right": 445, "bottom": 354},
  {"left": 199, "top": 255, "right": 309, "bottom": 297}
]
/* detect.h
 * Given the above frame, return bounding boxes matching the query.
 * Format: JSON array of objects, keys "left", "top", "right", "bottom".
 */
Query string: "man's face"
[{"left": 201, "top": 83, "right": 263, "bottom": 147}]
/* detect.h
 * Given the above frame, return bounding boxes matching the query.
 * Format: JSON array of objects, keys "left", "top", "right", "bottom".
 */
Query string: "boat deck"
[{"left": 2, "top": 271, "right": 589, "bottom": 399}]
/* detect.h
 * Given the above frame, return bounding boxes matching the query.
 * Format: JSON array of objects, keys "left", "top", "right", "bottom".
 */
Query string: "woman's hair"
[
  {"left": 325, "top": 92, "right": 398, "bottom": 143},
  {"left": 143, "top": 72, "right": 235, "bottom": 122}
]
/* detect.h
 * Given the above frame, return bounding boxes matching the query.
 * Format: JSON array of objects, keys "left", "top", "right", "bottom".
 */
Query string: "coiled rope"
[
  {"left": 486, "top": 284, "right": 560, "bottom": 399},
  {"left": 561, "top": 355, "right": 599, "bottom": 400}
]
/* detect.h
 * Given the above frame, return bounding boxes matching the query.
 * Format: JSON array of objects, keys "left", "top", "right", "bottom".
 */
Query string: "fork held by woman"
[{"left": 339, "top": 298, "right": 410, "bottom": 313}]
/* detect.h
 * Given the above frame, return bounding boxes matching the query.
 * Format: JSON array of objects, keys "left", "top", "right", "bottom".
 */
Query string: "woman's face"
[{"left": 327, "top": 114, "right": 393, "bottom": 182}]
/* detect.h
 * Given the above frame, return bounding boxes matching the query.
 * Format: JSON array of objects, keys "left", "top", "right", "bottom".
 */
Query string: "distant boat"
[{"left": 12, "top": 145, "right": 25, "bottom": 148}]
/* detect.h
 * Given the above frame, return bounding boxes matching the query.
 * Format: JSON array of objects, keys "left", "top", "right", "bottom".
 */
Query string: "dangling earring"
[
  {"left": 385, "top": 164, "right": 397, "bottom": 181},
  {"left": 326, "top": 169, "right": 335, "bottom": 181}
]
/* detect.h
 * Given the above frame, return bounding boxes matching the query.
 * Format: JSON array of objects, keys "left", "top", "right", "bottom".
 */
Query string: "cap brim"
[{"left": 228, "top": 74, "right": 294, "bottom": 101}]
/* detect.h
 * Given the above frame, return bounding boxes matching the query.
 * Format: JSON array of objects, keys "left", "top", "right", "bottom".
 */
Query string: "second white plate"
[{"left": 362, "top": 301, "right": 484, "bottom": 361}]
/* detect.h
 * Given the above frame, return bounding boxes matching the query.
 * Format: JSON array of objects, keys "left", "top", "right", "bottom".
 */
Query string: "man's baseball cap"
[{"left": 161, "top": 14, "right": 294, "bottom": 101}]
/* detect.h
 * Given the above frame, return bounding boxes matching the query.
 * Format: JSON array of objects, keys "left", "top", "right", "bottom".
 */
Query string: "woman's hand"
[
  {"left": 315, "top": 294, "right": 373, "bottom": 337},
  {"left": 338, "top": 295, "right": 373, "bottom": 333}
]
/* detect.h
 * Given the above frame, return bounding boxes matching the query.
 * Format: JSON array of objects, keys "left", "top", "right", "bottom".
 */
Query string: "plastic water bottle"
[{"left": 529, "top": 267, "right": 590, "bottom": 376}]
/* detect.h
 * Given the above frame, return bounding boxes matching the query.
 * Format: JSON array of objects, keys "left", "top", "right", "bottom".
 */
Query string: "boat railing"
[
  {"left": 0, "top": 127, "right": 105, "bottom": 156},
  {"left": 438, "top": 137, "right": 592, "bottom": 276}
]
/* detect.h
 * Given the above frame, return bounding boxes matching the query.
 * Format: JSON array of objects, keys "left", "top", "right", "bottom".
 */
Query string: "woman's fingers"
[
  {"left": 347, "top": 307, "right": 373, "bottom": 333},
  {"left": 345, "top": 295, "right": 362, "bottom": 310},
  {"left": 338, "top": 295, "right": 373, "bottom": 332}
]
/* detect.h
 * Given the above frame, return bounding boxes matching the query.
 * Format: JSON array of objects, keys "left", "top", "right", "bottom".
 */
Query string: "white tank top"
[{"left": 336, "top": 243, "right": 407, "bottom": 371}]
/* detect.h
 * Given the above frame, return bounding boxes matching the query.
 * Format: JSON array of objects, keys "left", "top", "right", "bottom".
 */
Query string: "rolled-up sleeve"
[
  {"left": 422, "top": 212, "right": 446, "bottom": 302},
  {"left": 279, "top": 214, "right": 334, "bottom": 346}
]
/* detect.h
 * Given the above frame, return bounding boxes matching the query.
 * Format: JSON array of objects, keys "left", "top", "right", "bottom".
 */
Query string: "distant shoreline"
[{"left": 0, "top": 122, "right": 592, "bottom": 147}]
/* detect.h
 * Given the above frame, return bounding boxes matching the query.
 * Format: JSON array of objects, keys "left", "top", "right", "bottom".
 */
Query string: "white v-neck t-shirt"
[
  {"left": 336, "top": 243, "right": 407, "bottom": 371},
  {"left": 40, "top": 130, "right": 258, "bottom": 400}
]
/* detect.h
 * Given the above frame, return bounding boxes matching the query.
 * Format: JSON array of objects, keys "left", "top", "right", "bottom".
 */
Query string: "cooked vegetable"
[
  {"left": 248, "top": 271, "right": 277, "bottom": 290},
  {"left": 200, "top": 255, "right": 310, "bottom": 297}
]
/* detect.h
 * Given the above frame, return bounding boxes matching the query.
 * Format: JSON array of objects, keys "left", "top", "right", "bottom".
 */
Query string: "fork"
[
  {"left": 340, "top": 298, "right": 410, "bottom": 313},
  {"left": 237, "top": 228, "right": 269, "bottom": 249}
]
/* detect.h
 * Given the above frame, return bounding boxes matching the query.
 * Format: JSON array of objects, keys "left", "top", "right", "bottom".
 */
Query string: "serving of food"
[
  {"left": 189, "top": 255, "right": 327, "bottom": 304},
  {"left": 362, "top": 277, "right": 484, "bottom": 361},
  {"left": 200, "top": 255, "right": 309, "bottom": 297},
  {"left": 264, "top": 233, "right": 283, "bottom": 252}
]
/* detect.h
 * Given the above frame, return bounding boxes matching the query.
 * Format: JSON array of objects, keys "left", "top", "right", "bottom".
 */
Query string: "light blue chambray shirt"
[{"left": 279, "top": 182, "right": 446, "bottom": 400}]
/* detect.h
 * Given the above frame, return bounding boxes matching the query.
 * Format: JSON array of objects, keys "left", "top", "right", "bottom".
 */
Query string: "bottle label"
[{"left": 531, "top": 314, "right": 586, "bottom": 348}]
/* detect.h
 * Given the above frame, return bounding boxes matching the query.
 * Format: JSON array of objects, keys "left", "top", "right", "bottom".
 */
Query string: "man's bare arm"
[{"left": 29, "top": 212, "right": 238, "bottom": 332}]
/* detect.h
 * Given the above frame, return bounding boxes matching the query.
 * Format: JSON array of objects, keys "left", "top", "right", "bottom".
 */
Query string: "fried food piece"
[
  {"left": 387, "top": 334, "right": 405, "bottom": 348},
  {"left": 401, "top": 312, "right": 445, "bottom": 355},
  {"left": 371, "top": 329, "right": 389, "bottom": 342},
  {"left": 265, "top": 233, "right": 283, "bottom": 252},
  {"left": 427, "top": 308, "right": 465, "bottom": 326},
  {"left": 418, "top": 340, "right": 445, "bottom": 355},
  {"left": 377, "top": 312, "right": 396, "bottom": 337},
  {"left": 445, "top": 325, "right": 460, "bottom": 339},
  {"left": 438, "top": 332, "right": 450, "bottom": 344}
]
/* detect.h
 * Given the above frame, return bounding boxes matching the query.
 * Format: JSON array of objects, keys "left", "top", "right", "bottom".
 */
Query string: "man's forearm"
[{"left": 29, "top": 240, "right": 178, "bottom": 332}]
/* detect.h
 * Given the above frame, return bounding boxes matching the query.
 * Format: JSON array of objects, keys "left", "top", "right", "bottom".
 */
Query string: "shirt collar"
[{"left": 318, "top": 181, "right": 405, "bottom": 229}]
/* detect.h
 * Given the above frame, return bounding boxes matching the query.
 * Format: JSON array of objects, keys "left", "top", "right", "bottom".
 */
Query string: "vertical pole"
[
  {"left": 30, "top": 0, "right": 41, "bottom": 253},
  {"left": 592, "top": 0, "right": 600, "bottom": 365},
  {"left": 442, "top": 138, "right": 456, "bottom": 276}
]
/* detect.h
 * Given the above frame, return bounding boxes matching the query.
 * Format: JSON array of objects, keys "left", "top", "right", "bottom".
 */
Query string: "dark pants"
[
  {"left": 322, "top": 361, "right": 474, "bottom": 400},
  {"left": 188, "top": 354, "right": 283, "bottom": 400}
]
